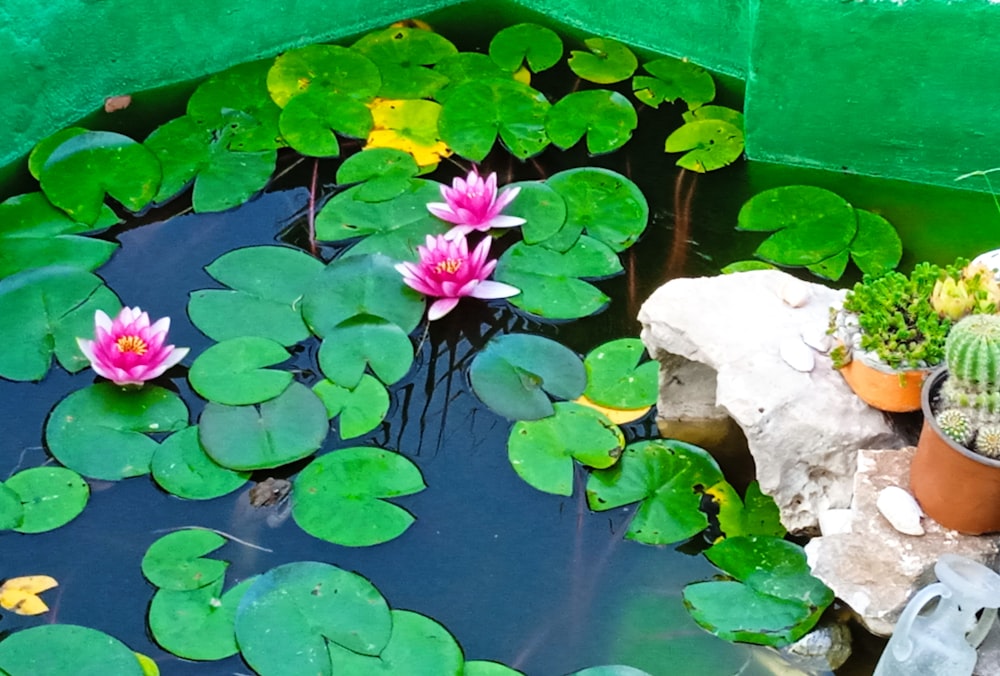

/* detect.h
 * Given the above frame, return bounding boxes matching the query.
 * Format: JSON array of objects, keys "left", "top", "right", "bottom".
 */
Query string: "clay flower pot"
[
  {"left": 910, "top": 367, "right": 1000, "bottom": 534},
  {"left": 838, "top": 355, "right": 930, "bottom": 413}
]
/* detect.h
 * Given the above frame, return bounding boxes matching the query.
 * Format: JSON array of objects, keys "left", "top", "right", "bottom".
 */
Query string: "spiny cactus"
[
  {"left": 976, "top": 424, "right": 1000, "bottom": 458},
  {"left": 937, "top": 408, "right": 973, "bottom": 446},
  {"left": 941, "top": 313, "right": 1000, "bottom": 458}
]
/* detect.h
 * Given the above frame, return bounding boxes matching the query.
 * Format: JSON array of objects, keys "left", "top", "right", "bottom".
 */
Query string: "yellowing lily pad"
[
  {"left": 0, "top": 575, "right": 58, "bottom": 615},
  {"left": 572, "top": 394, "right": 650, "bottom": 425},
  {"left": 364, "top": 98, "right": 452, "bottom": 167}
]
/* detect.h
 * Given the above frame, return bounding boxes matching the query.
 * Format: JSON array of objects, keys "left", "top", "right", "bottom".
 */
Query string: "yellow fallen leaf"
[
  {"left": 134, "top": 651, "right": 160, "bottom": 676},
  {"left": 0, "top": 575, "right": 58, "bottom": 615},
  {"left": 513, "top": 66, "right": 531, "bottom": 86},
  {"left": 572, "top": 394, "right": 651, "bottom": 424},
  {"left": 364, "top": 98, "right": 452, "bottom": 167}
]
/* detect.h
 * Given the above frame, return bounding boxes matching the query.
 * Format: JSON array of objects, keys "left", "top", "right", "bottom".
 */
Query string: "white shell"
[
  {"left": 780, "top": 337, "right": 816, "bottom": 372},
  {"left": 876, "top": 486, "right": 925, "bottom": 536},
  {"left": 972, "top": 248, "right": 1000, "bottom": 279},
  {"left": 778, "top": 280, "right": 812, "bottom": 308},
  {"left": 801, "top": 325, "right": 833, "bottom": 353}
]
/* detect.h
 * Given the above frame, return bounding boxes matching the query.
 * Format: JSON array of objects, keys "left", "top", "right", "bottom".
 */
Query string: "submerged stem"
[
  {"left": 308, "top": 158, "right": 319, "bottom": 256},
  {"left": 151, "top": 526, "right": 274, "bottom": 553}
]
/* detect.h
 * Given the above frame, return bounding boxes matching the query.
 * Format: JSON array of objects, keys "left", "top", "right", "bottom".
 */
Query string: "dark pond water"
[{"left": 3, "top": 6, "right": 1000, "bottom": 676}]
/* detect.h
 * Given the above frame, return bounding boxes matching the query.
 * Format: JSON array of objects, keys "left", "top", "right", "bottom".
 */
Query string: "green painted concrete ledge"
[{"left": 2, "top": 0, "right": 997, "bottom": 193}]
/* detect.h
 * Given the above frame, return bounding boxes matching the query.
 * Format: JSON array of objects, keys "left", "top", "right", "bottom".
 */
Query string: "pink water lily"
[
  {"left": 427, "top": 166, "right": 526, "bottom": 240},
  {"left": 395, "top": 234, "right": 520, "bottom": 320},
  {"left": 76, "top": 307, "right": 189, "bottom": 386}
]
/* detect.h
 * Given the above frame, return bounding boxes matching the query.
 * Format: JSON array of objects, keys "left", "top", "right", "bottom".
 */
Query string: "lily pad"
[
  {"left": 586, "top": 439, "right": 724, "bottom": 545},
  {"left": 806, "top": 249, "right": 851, "bottom": 281},
  {"left": 317, "top": 315, "right": 413, "bottom": 388},
  {"left": 568, "top": 37, "right": 638, "bottom": 84},
  {"left": 364, "top": 98, "right": 450, "bottom": 169},
  {"left": 28, "top": 127, "right": 89, "bottom": 179},
  {"left": 682, "top": 105, "right": 744, "bottom": 131},
  {"left": 633, "top": 58, "right": 715, "bottom": 109},
  {"left": 469, "top": 333, "right": 586, "bottom": 420},
  {"left": 0, "top": 481, "right": 23, "bottom": 530},
  {"left": 141, "top": 529, "right": 229, "bottom": 591},
  {"left": 149, "top": 576, "right": 255, "bottom": 661},
  {"left": 327, "top": 609, "right": 463, "bottom": 674},
  {"left": 708, "top": 480, "right": 786, "bottom": 540},
  {"left": 4, "top": 467, "right": 89, "bottom": 534},
  {"left": 489, "top": 23, "right": 563, "bottom": 73},
  {"left": 46, "top": 384, "right": 190, "bottom": 480},
  {"left": 438, "top": 79, "right": 551, "bottom": 161},
  {"left": 279, "top": 89, "right": 373, "bottom": 157},
  {"left": 187, "top": 59, "right": 284, "bottom": 149},
  {"left": 583, "top": 338, "right": 658, "bottom": 409},
  {"left": 0, "top": 624, "right": 144, "bottom": 676},
  {"left": 292, "top": 447, "right": 425, "bottom": 546},
  {"left": 351, "top": 27, "right": 456, "bottom": 99},
  {"left": 504, "top": 181, "right": 568, "bottom": 245},
  {"left": 465, "top": 662, "right": 525, "bottom": 676},
  {"left": 850, "top": 209, "right": 902, "bottom": 276},
  {"left": 267, "top": 44, "right": 381, "bottom": 107},
  {"left": 38, "top": 130, "right": 161, "bottom": 225},
  {"left": 234, "top": 561, "right": 392, "bottom": 675},
  {"left": 507, "top": 402, "right": 624, "bottom": 495},
  {"left": 198, "top": 381, "right": 329, "bottom": 471},
  {"left": 721, "top": 260, "right": 776, "bottom": 274},
  {"left": 569, "top": 668, "right": 652, "bottom": 676},
  {"left": 313, "top": 376, "right": 390, "bottom": 439},
  {"left": 546, "top": 90, "right": 637, "bottom": 155},
  {"left": 151, "top": 426, "right": 250, "bottom": 500},
  {"left": 336, "top": 148, "right": 420, "bottom": 202},
  {"left": 188, "top": 336, "right": 292, "bottom": 405},
  {"left": 188, "top": 245, "right": 323, "bottom": 346},
  {"left": 0, "top": 192, "right": 119, "bottom": 279},
  {"left": 546, "top": 168, "right": 648, "bottom": 252},
  {"left": 664, "top": 118, "right": 744, "bottom": 173},
  {"left": 434, "top": 53, "right": 516, "bottom": 99}
]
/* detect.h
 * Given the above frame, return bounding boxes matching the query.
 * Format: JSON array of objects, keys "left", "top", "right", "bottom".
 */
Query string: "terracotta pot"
[
  {"left": 910, "top": 367, "right": 1000, "bottom": 534},
  {"left": 838, "top": 356, "right": 930, "bottom": 413}
]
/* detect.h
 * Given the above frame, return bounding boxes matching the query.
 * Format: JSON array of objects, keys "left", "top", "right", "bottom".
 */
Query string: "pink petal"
[
  {"left": 428, "top": 297, "right": 461, "bottom": 321},
  {"left": 470, "top": 280, "right": 520, "bottom": 299},
  {"left": 486, "top": 214, "right": 526, "bottom": 230},
  {"left": 443, "top": 225, "right": 474, "bottom": 241}
]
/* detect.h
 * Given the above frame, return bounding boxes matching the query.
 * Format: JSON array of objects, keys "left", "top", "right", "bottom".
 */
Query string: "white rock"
[
  {"left": 876, "top": 486, "right": 925, "bottom": 536},
  {"left": 818, "top": 508, "right": 853, "bottom": 536},
  {"left": 801, "top": 325, "right": 834, "bottom": 353},
  {"left": 778, "top": 279, "right": 812, "bottom": 307},
  {"left": 780, "top": 336, "right": 815, "bottom": 372},
  {"left": 972, "top": 248, "right": 1000, "bottom": 278}
]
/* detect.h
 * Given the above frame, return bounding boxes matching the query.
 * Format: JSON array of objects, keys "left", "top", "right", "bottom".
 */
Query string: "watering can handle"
[
  {"left": 968, "top": 606, "right": 998, "bottom": 649},
  {"left": 891, "top": 582, "right": 949, "bottom": 662}
]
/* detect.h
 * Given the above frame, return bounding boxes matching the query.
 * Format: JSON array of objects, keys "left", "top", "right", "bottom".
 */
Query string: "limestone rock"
[{"left": 638, "top": 270, "right": 908, "bottom": 532}]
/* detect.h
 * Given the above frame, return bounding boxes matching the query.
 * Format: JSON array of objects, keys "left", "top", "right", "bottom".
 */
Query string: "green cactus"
[
  {"left": 942, "top": 314, "right": 1000, "bottom": 438},
  {"left": 976, "top": 424, "right": 1000, "bottom": 458},
  {"left": 936, "top": 408, "right": 973, "bottom": 446}
]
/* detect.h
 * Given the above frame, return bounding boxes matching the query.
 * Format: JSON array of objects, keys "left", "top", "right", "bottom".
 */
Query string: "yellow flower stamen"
[
  {"left": 433, "top": 258, "right": 463, "bottom": 275},
  {"left": 116, "top": 335, "right": 148, "bottom": 355}
]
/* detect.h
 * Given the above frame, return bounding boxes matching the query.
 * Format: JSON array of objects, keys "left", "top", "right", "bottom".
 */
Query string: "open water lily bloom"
[
  {"left": 395, "top": 234, "right": 520, "bottom": 320},
  {"left": 76, "top": 307, "right": 190, "bottom": 386},
  {"left": 427, "top": 167, "right": 526, "bottom": 240}
]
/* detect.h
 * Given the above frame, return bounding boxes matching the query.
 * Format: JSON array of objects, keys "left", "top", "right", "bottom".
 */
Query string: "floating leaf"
[
  {"left": 364, "top": 98, "right": 451, "bottom": 168},
  {"left": 149, "top": 576, "right": 255, "bottom": 661},
  {"left": 568, "top": 668, "right": 653, "bottom": 676},
  {"left": 46, "top": 384, "right": 189, "bottom": 480},
  {"left": 141, "top": 529, "right": 228, "bottom": 591},
  {"left": 198, "top": 381, "right": 328, "bottom": 471},
  {"left": 465, "top": 662, "right": 526, "bottom": 676},
  {"left": 568, "top": 37, "right": 637, "bottom": 84},
  {"left": 313, "top": 376, "right": 390, "bottom": 439},
  {"left": 267, "top": 44, "right": 381, "bottom": 107},
  {"left": 806, "top": 249, "right": 851, "bottom": 281},
  {"left": 0, "top": 192, "right": 119, "bottom": 279},
  {"left": 0, "top": 482, "right": 23, "bottom": 530},
  {"left": 546, "top": 168, "right": 648, "bottom": 252},
  {"left": 586, "top": 439, "right": 724, "bottom": 545},
  {"left": 681, "top": 105, "right": 744, "bottom": 131},
  {"left": 292, "top": 447, "right": 425, "bottom": 547},
  {"left": 434, "top": 53, "right": 516, "bottom": 100},
  {"left": 187, "top": 59, "right": 284, "bottom": 149},
  {"left": 721, "top": 260, "right": 776, "bottom": 274},
  {"left": 327, "top": 610, "right": 463, "bottom": 674},
  {"left": 850, "top": 209, "right": 903, "bottom": 276},
  {"left": 336, "top": 148, "right": 420, "bottom": 202},
  {"left": 708, "top": 481, "right": 786, "bottom": 539},
  {"left": 188, "top": 245, "right": 323, "bottom": 346},
  {"left": 633, "top": 58, "right": 715, "bottom": 109},
  {"left": 151, "top": 426, "right": 250, "bottom": 500},
  {"left": 28, "top": 127, "right": 89, "bottom": 179},
  {"left": 351, "top": 27, "right": 457, "bottom": 99},
  {"left": 571, "top": 394, "right": 650, "bottom": 425},
  {"left": 0, "top": 266, "right": 120, "bottom": 381},
  {"left": 508, "top": 402, "right": 624, "bottom": 495},
  {"left": 438, "top": 80, "right": 551, "bottom": 161},
  {"left": 38, "top": 131, "right": 161, "bottom": 225},
  {"left": 188, "top": 336, "right": 292, "bottom": 405},
  {"left": 234, "top": 561, "right": 392, "bottom": 675},
  {"left": 0, "top": 625, "right": 144, "bottom": 675},
  {"left": 546, "top": 90, "right": 637, "bottom": 155},
  {"left": 504, "top": 181, "right": 567, "bottom": 245},
  {"left": 583, "top": 338, "right": 658, "bottom": 409},
  {"left": 317, "top": 315, "right": 413, "bottom": 388},
  {"left": 489, "top": 23, "right": 563, "bottom": 73},
  {"left": 469, "top": 333, "right": 586, "bottom": 420},
  {"left": 4, "top": 467, "right": 89, "bottom": 534},
  {"left": 0, "top": 576, "right": 59, "bottom": 615},
  {"left": 280, "top": 89, "right": 373, "bottom": 157},
  {"left": 664, "top": 119, "right": 744, "bottom": 173}
]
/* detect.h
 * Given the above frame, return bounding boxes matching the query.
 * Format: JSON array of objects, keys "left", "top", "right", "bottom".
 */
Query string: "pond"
[{"left": 1, "top": 7, "right": 999, "bottom": 676}]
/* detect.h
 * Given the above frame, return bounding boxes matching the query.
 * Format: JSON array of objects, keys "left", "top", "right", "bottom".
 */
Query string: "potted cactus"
[{"left": 911, "top": 313, "right": 1000, "bottom": 533}]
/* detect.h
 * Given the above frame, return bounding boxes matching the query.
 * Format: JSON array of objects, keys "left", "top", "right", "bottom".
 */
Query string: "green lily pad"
[
  {"left": 234, "top": 561, "right": 392, "bottom": 674},
  {"left": 493, "top": 237, "right": 622, "bottom": 320},
  {"left": 302, "top": 254, "right": 426, "bottom": 337},
  {"left": 28, "top": 127, "right": 89, "bottom": 179},
  {"left": 469, "top": 333, "right": 586, "bottom": 420},
  {"left": 583, "top": 338, "right": 659, "bottom": 409},
  {"left": 141, "top": 529, "right": 229, "bottom": 591},
  {"left": 188, "top": 245, "right": 324, "bottom": 346},
  {"left": 187, "top": 59, "right": 284, "bottom": 149},
  {"left": 151, "top": 426, "right": 250, "bottom": 500},
  {"left": 546, "top": 168, "right": 648, "bottom": 252},
  {"left": 682, "top": 581, "right": 817, "bottom": 647},
  {"left": 586, "top": 439, "right": 724, "bottom": 545},
  {"left": 4, "top": 467, "right": 89, "bottom": 534},
  {"left": 682, "top": 105, "right": 744, "bottom": 131},
  {"left": 806, "top": 249, "right": 851, "bottom": 281},
  {"left": 850, "top": 209, "right": 902, "bottom": 276},
  {"left": 438, "top": 79, "right": 551, "bottom": 161},
  {"left": 268, "top": 44, "right": 381, "bottom": 108},
  {"left": 38, "top": 130, "right": 161, "bottom": 225},
  {"left": 351, "top": 27, "right": 456, "bottom": 99},
  {"left": 489, "top": 23, "right": 563, "bottom": 73},
  {"left": 633, "top": 58, "right": 715, "bottom": 109},
  {"left": 0, "top": 625, "right": 144, "bottom": 676},
  {"left": 313, "top": 376, "right": 390, "bottom": 439},
  {"left": 664, "top": 118, "right": 744, "bottom": 173},
  {"left": 568, "top": 37, "right": 638, "bottom": 84},
  {"left": 149, "top": 575, "right": 256, "bottom": 661},
  {"left": 317, "top": 315, "right": 413, "bottom": 388},
  {"left": 465, "top": 662, "right": 525, "bottom": 676},
  {"left": 0, "top": 266, "right": 121, "bottom": 381},
  {"left": 144, "top": 111, "right": 277, "bottom": 212},
  {"left": 198, "top": 381, "right": 328, "bottom": 471},
  {"left": 737, "top": 186, "right": 857, "bottom": 267},
  {"left": 507, "top": 402, "right": 624, "bottom": 495},
  {"left": 0, "top": 192, "right": 119, "bottom": 279},
  {"left": 546, "top": 90, "right": 637, "bottom": 155},
  {"left": 569, "top": 668, "right": 652, "bottom": 676},
  {"left": 336, "top": 148, "right": 420, "bottom": 202},
  {"left": 709, "top": 481, "right": 786, "bottom": 540},
  {"left": 0, "top": 481, "right": 24, "bottom": 530},
  {"left": 504, "top": 181, "right": 567, "bottom": 245},
  {"left": 188, "top": 336, "right": 293, "bottom": 405},
  {"left": 46, "top": 384, "right": 190, "bottom": 480},
  {"left": 721, "top": 260, "right": 776, "bottom": 274},
  {"left": 292, "top": 447, "right": 425, "bottom": 547},
  {"left": 327, "top": 610, "right": 463, "bottom": 675},
  {"left": 279, "top": 89, "right": 373, "bottom": 157},
  {"left": 434, "top": 53, "right": 516, "bottom": 100}
]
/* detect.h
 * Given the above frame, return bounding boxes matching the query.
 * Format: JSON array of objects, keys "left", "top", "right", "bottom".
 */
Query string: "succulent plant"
[
  {"left": 975, "top": 424, "right": 1000, "bottom": 458},
  {"left": 939, "top": 313, "right": 1000, "bottom": 457},
  {"left": 936, "top": 408, "right": 973, "bottom": 446},
  {"left": 931, "top": 262, "right": 1000, "bottom": 320}
]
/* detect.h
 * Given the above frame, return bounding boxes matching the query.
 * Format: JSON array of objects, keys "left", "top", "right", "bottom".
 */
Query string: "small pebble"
[
  {"left": 876, "top": 486, "right": 924, "bottom": 536},
  {"left": 778, "top": 280, "right": 812, "bottom": 308},
  {"left": 801, "top": 325, "right": 833, "bottom": 353}
]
